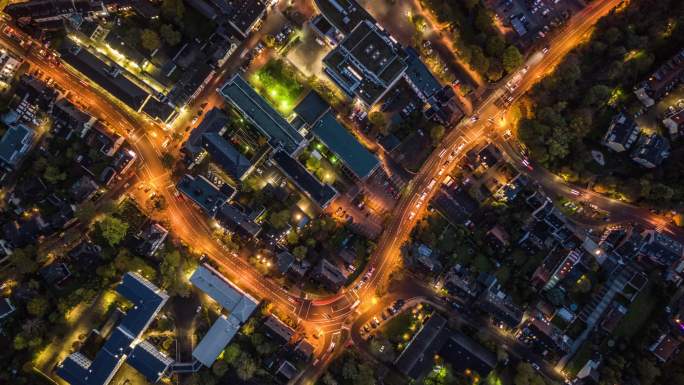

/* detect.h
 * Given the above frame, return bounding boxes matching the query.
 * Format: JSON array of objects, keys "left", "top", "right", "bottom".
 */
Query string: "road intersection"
[{"left": 3, "top": 0, "right": 676, "bottom": 382}]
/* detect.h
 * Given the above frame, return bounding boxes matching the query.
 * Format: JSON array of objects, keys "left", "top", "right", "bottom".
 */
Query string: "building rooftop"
[
  {"left": 216, "top": 203, "right": 262, "bottom": 238},
  {"left": 192, "top": 315, "right": 241, "bottom": 367},
  {"left": 313, "top": 0, "right": 374, "bottom": 36},
  {"left": 59, "top": 40, "right": 151, "bottom": 111},
  {"left": 263, "top": 315, "right": 295, "bottom": 345},
  {"left": 603, "top": 112, "right": 640, "bottom": 152},
  {"left": 323, "top": 20, "right": 407, "bottom": 106},
  {"left": 0, "top": 297, "right": 15, "bottom": 319},
  {"left": 395, "top": 314, "right": 447, "bottom": 379},
  {"left": 0, "top": 123, "right": 34, "bottom": 168},
  {"left": 404, "top": 47, "right": 442, "bottom": 100},
  {"left": 126, "top": 340, "right": 173, "bottom": 383},
  {"left": 57, "top": 272, "right": 169, "bottom": 385},
  {"left": 439, "top": 331, "right": 497, "bottom": 378},
  {"left": 220, "top": 74, "right": 304, "bottom": 155},
  {"left": 177, "top": 174, "right": 235, "bottom": 216},
  {"left": 641, "top": 230, "right": 684, "bottom": 266},
  {"left": 224, "top": 0, "right": 266, "bottom": 37},
  {"left": 293, "top": 90, "right": 331, "bottom": 126},
  {"left": 115, "top": 272, "right": 169, "bottom": 336},
  {"left": 631, "top": 133, "right": 670, "bottom": 168},
  {"left": 311, "top": 112, "right": 379, "bottom": 179},
  {"left": 272, "top": 149, "right": 337, "bottom": 208},
  {"left": 201, "top": 132, "right": 252, "bottom": 180},
  {"left": 189, "top": 264, "right": 259, "bottom": 323}
]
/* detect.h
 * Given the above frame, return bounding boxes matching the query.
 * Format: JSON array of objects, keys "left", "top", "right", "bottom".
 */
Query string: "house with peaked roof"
[
  {"left": 631, "top": 133, "right": 670, "bottom": 168},
  {"left": 0, "top": 123, "right": 34, "bottom": 170},
  {"left": 602, "top": 113, "right": 640, "bottom": 153}
]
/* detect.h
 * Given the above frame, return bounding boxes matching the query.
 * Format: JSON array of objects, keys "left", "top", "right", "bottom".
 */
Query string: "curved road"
[{"left": 4, "top": 0, "right": 678, "bottom": 382}]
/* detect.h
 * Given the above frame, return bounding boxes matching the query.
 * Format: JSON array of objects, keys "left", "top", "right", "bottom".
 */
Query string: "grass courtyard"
[{"left": 250, "top": 59, "right": 305, "bottom": 115}]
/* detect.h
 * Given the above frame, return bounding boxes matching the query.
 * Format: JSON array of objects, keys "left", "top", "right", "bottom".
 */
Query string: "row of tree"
[{"left": 517, "top": 0, "right": 684, "bottom": 207}]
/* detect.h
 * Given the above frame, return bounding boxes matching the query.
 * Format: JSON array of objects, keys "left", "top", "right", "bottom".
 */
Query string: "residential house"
[
  {"left": 650, "top": 333, "right": 682, "bottom": 363},
  {"left": 216, "top": 203, "right": 262, "bottom": 238},
  {"left": 275, "top": 360, "right": 298, "bottom": 383},
  {"left": 533, "top": 249, "right": 583, "bottom": 290},
  {"left": 313, "top": 258, "right": 346, "bottom": 291},
  {"left": 634, "top": 48, "right": 684, "bottom": 107},
  {"left": 177, "top": 174, "right": 235, "bottom": 217},
  {"left": 0, "top": 123, "right": 34, "bottom": 170},
  {"left": 411, "top": 243, "right": 442, "bottom": 273},
  {"left": 263, "top": 314, "right": 295, "bottom": 345},
  {"left": 602, "top": 113, "right": 640, "bottom": 152},
  {"left": 640, "top": 230, "right": 684, "bottom": 266},
  {"left": 630, "top": 133, "right": 670, "bottom": 168},
  {"left": 39, "top": 262, "right": 71, "bottom": 287},
  {"left": 663, "top": 106, "right": 684, "bottom": 140},
  {"left": 0, "top": 297, "right": 15, "bottom": 320},
  {"left": 0, "top": 49, "right": 21, "bottom": 83},
  {"left": 135, "top": 222, "right": 169, "bottom": 256},
  {"left": 69, "top": 175, "right": 99, "bottom": 204}
]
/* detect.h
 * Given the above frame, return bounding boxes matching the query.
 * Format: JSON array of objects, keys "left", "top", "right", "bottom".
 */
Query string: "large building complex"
[{"left": 57, "top": 273, "right": 171, "bottom": 385}]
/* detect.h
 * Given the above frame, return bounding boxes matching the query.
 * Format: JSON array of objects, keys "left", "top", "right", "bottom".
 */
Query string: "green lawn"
[
  {"left": 565, "top": 340, "right": 593, "bottom": 377},
  {"left": 250, "top": 59, "right": 305, "bottom": 115},
  {"left": 613, "top": 284, "right": 657, "bottom": 338}
]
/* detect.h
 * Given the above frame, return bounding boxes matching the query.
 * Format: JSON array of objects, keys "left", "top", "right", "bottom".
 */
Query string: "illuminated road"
[{"left": 4, "top": 0, "right": 681, "bottom": 382}]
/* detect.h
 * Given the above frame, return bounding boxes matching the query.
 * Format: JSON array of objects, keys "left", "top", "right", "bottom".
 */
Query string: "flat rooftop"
[
  {"left": 311, "top": 112, "right": 378, "bottom": 179},
  {"left": 189, "top": 264, "right": 259, "bottom": 323},
  {"left": 59, "top": 39, "right": 150, "bottom": 111},
  {"left": 220, "top": 74, "right": 304, "bottom": 155},
  {"left": 192, "top": 315, "right": 241, "bottom": 367},
  {"left": 313, "top": 0, "right": 374, "bottom": 36},
  {"left": 177, "top": 174, "right": 234, "bottom": 216},
  {"left": 323, "top": 20, "right": 407, "bottom": 105}
]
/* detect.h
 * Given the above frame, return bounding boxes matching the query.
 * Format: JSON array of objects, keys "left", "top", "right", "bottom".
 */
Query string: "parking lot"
[{"left": 489, "top": 0, "right": 585, "bottom": 45}]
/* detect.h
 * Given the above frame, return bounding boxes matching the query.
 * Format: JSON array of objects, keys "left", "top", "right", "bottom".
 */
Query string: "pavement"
[{"left": 3, "top": 0, "right": 677, "bottom": 383}]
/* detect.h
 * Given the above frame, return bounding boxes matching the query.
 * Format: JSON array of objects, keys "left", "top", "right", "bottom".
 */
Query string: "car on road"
[
  {"left": 531, "top": 362, "right": 541, "bottom": 372},
  {"left": 371, "top": 317, "right": 380, "bottom": 328},
  {"left": 570, "top": 189, "right": 581, "bottom": 196}
]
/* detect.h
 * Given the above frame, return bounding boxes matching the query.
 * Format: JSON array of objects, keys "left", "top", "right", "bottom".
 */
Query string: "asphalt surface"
[{"left": 3, "top": 0, "right": 675, "bottom": 383}]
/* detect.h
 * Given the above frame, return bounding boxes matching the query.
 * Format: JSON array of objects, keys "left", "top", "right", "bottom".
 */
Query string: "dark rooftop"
[
  {"left": 220, "top": 74, "right": 304, "bottom": 155},
  {"left": 201, "top": 132, "right": 252, "bottom": 180},
  {"left": 313, "top": 0, "right": 374, "bottom": 36},
  {"left": 271, "top": 150, "right": 337, "bottom": 208},
  {"left": 59, "top": 40, "right": 150, "bottom": 111},
  {"left": 293, "top": 90, "right": 330, "bottom": 126},
  {"left": 177, "top": 174, "right": 235, "bottom": 216},
  {"left": 311, "top": 112, "right": 379, "bottom": 179}
]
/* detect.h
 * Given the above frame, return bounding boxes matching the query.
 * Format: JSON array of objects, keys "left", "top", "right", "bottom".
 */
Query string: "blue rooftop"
[
  {"left": 57, "top": 273, "right": 169, "bottom": 385},
  {"left": 0, "top": 123, "right": 33, "bottom": 168},
  {"left": 126, "top": 340, "right": 173, "bottom": 383},
  {"left": 116, "top": 272, "right": 169, "bottom": 336},
  {"left": 311, "top": 112, "right": 379, "bottom": 179},
  {"left": 220, "top": 74, "right": 304, "bottom": 155}
]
